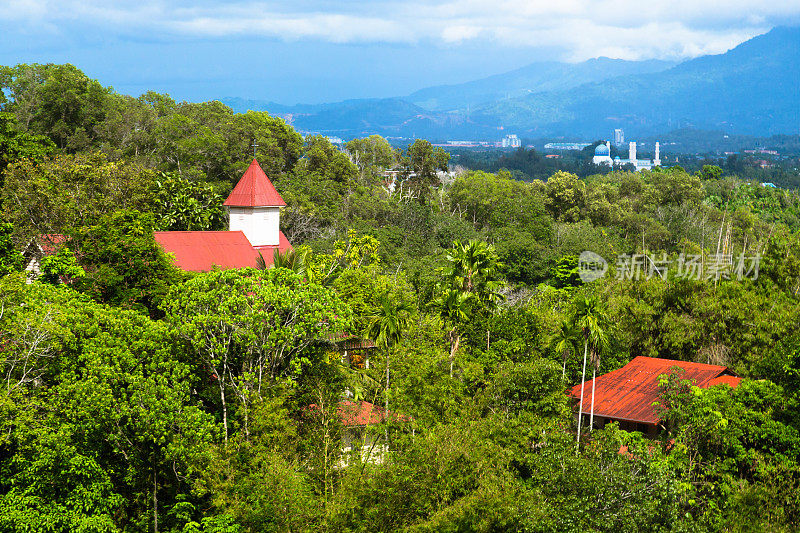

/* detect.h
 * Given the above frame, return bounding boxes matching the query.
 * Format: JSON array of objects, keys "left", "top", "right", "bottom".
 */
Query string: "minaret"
[
  {"left": 654, "top": 142, "right": 661, "bottom": 166},
  {"left": 223, "top": 159, "right": 286, "bottom": 247},
  {"left": 629, "top": 141, "right": 637, "bottom": 162}
]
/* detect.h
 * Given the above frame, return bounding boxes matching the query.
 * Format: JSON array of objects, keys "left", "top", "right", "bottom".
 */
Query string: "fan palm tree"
[
  {"left": 572, "top": 294, "right": 612, "bottom": 451},
  {"left": 365, "top": 294, "right": 413, "bottom": 441},
  {"left": 431, "top": 287, "right": 471, "bottom": 377}
]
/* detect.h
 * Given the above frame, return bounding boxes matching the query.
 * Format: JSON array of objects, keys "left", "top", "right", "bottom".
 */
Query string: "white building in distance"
[
  {"left": 501, "top": 134, "right": 521, "bottom": 148},
  {"left": 544, "top": 142, "right": 591, "bottom": 150},
  {"left": 614, "top": 129, "right": 624, "bottom": 145},
  {"left": 592, "top": 141, "right": 661, "bottom": 171}
]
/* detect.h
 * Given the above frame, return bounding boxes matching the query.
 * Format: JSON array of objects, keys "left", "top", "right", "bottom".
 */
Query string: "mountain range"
[{"left": 222, "top": 26, "right": 800, "bottom": 141}]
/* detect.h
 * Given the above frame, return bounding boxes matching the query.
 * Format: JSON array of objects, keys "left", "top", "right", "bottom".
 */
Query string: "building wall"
[{"left": 228, "top": 206, "right": 280, "bottom": 247}]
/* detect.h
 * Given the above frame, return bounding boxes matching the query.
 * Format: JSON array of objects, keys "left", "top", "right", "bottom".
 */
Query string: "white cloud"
[
  {"left": 441, "top": 24, "right": 482, "bottom": 43},
  {"left": 1, "top": 0, "right": 798, "bottom": 60}
]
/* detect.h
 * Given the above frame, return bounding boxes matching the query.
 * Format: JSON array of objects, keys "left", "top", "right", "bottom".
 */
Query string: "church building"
[
  {"left": 25, "top": 159, "right": 292, "bottom": 275},
  {"left": 154, "top": 159, "right": 292, "bottom": 271}
]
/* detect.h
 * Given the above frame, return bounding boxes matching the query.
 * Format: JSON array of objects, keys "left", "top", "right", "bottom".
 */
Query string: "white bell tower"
[{"left": 223, "top": 159, "right": 286, "bottom": 247}]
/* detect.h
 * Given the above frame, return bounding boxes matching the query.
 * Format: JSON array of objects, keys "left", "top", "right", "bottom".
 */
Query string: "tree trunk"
[
  {"left": 385, "top": 351, "right": 390, "bottom": 444},
  {"left": 589, "top": 363, "right": 597, "bottom": 431},
  {"left": 449, "top": 330, "right": 460, "bottom": 377},
  {"left": 153, "top": 469, "right": 158, "bottom": 533},
  {"left": 576, "top": 340, "right": 588, "bottom": 452},
  {"left": 219, "top": 379, "right": 228, "bottom": 445},
  {"left": 562, "top": 350, "right": 567, "bottom": 379}
]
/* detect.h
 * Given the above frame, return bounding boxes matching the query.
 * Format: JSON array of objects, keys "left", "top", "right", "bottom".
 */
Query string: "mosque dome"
[{"left": 594, "top": 144, "right": 610, "bottom": 156}]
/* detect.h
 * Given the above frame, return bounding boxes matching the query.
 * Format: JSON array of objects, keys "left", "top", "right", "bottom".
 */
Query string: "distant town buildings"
[
  {"left": 544, "top": 142, "right": 592, "bottom": 150},
  {"left": 439, "top": 140, "right": 500, "bottom": 148},
  {"left": 614, "top": 128, "right": 625, "bottom": 146},
  {"left": 592, "top": 141, "right": 662, "bottom": 171},
  {"left": 745, "top": 149, "right": 779, "bottom": 155},
  {"left": 501, "top": 134, "right": 521, "bottom": 148}
]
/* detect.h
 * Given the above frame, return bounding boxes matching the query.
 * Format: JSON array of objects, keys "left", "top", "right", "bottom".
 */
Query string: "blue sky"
[{"left": 1, "top": 1, "right": 798, "bottom": 104}]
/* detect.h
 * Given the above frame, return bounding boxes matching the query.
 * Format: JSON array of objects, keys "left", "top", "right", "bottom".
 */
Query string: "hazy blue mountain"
[
  {"left": 408, "top": 58, "right": 676, "bottom": 111},
  {"left": 473, "top": 26, "right": 800, "bottom": 138},
  {"left": 221, "top": 97, "right": 461, "bottom": 138},
  {"left": 223, "top": 26, "right": 799, "bottom": 140},
  {"left": 222, "top": 98, "right": 294, "bottom": 114}
]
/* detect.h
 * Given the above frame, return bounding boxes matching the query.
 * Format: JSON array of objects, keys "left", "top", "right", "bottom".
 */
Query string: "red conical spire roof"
[{"left": 224, "top": 159, "right": 286, "bottom": 207}]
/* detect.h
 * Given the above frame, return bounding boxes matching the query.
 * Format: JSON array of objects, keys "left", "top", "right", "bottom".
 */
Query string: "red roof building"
[
  {"left": 26, "top": 160, "right": 293, "bottom": 276},
  {"left": 223, "top": 159, "right": 286, "bottom": 207},
  {"left": 156, "top": 159, "right": 292, "bottom": 271},
  {"left": 339, "top": 400, "right": 393, "bottom": 427},
  {"left": 23, "top": 234, "right": 69, "bottom": 279},
  {"left": 568, "top": 356, "right": 741, "bottom": 433}
]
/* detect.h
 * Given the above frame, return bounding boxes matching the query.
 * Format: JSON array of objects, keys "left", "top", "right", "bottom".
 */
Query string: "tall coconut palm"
[
  {"left": 365, "top": 294, "right": 413, "bottom": 441},
  {"left": 549, "top": 318, "right": 579, "bottom": 380},
  {"left": 572, "top": 294, "right": 612, "bottom": 451}
]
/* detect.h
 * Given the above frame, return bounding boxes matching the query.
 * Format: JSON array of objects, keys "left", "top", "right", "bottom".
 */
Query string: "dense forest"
[{"left": 0, "top": 63, "right": 799, "bottom": 532}]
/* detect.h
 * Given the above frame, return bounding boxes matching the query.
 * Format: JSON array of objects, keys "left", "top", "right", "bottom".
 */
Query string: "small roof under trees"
[
  {"left": 568, "top": 356, "right": 741, "bottom": 425},
  {"left": 223, "top": 158, "right": 286, "bottom": 207},
  {"left": 34, "top": 234, "right": 69, "bottom": 255},
  {"left": 338, "top": 400, "right": 408, "bottom": 427}
]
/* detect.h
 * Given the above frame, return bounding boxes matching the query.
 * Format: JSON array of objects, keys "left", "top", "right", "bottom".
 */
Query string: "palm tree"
[
  {"left": 365, "top": 294, "right": 413, "bottom": 441},
  {"left": 444, "top": 240, "right": 503, "bottom": 305},
  {"left": 572, "top": 294, "right": 612, "bottom": 451},
  {"left": 549, "top": 318, "right": 579, "bottom": 380},
  {"left": 431, "top": 287, "right": 471, "bottom": 377},
  {"left": 257, "top": 248, "right": 309, "bottom": 279}
]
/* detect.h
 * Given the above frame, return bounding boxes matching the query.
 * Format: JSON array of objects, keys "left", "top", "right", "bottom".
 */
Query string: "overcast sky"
[{"left": 1, "top": 1, "right": 798, "bottom": 104}]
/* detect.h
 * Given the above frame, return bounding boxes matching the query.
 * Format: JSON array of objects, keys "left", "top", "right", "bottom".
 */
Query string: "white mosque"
[{"left": 592, "top": 141, "right": 661, "bottom": 171}]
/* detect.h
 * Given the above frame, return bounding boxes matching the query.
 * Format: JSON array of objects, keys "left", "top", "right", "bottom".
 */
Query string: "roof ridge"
[{"left": 223, "top": 159, "right": 286, "bottom": 207}]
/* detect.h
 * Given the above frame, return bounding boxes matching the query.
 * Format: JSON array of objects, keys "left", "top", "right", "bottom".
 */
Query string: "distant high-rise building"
[
  {"left": 614, "top": 129, "right": 625, "bottom": 145},
  {"left": 501, "top": 134, "right": 521, "bottom": 148}
]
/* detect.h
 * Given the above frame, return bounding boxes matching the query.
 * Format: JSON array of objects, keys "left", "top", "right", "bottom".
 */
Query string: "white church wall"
[{"left": 229, "top": 206, "right": 280, "bottom": 247}]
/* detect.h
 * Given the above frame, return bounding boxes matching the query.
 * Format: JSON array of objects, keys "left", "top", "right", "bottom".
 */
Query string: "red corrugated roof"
[
  {"left": 568, "top": 356, "right": 741, "bottom": 425},
  {"left": 338, "top": 400, "right": 411, "bottom": 427},
  {"left": 223, "top": 159, "right": 286, "bottom": 207},
  {"left": 155, "top": 231, "right": 259, "bottom": 272},
  {"left": 707, "top": 375, "right": 742, "bottom": 388},
  {"left": 37, "top": 234, "right": 68, "bottom": 255},
  {"left": 339, "top": 401, "right": 389, "bottom": 427}
]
